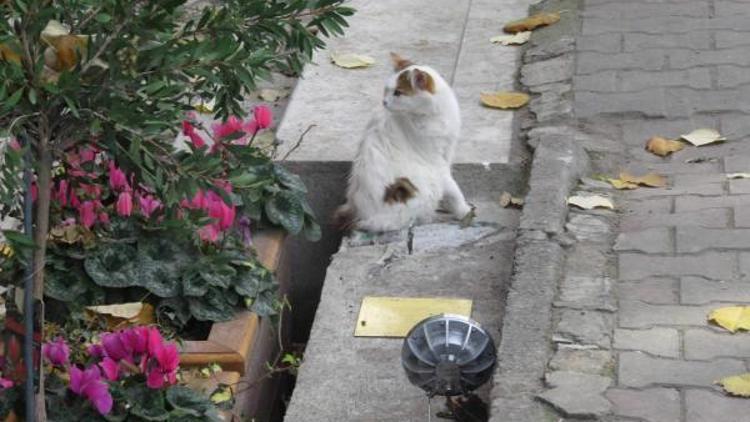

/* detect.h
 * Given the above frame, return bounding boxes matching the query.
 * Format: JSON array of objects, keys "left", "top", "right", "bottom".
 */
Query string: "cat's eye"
[{"left": 393, "top": 90, "right": 403, "bottom": 97}]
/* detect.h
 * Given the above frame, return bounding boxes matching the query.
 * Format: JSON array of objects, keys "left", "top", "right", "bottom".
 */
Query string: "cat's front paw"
[{"left": 459, "top": 204, "right": 477, "bottom": 228}]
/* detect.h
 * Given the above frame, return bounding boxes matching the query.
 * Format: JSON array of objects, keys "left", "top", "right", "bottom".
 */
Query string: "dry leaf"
[
  {"left": 480, "top": 92, "right": 530, "bottom": 109},
  {"left": 490, "top": 31, "right": 532, "bottom": 45},
  {"left": 567, "top": 195, "right": 614, "bottom": 210},
  {"left": 608, "top": 178, "right": 638, "bottom": 190},
  {"left": 86, "top": 302, "right": 155, "bottom": 328},
  {"left": 0, "top": 42, "right": 21, "bottom": 64},
  {"left": 499, "top": 192, "right": 524, "bottom": 208},
  {"left": 645, "top": 136, "right": 684, "bottom": 157},
  {"left": 680, "top": 128, "right": 726, "bottom": 147},
  {"left": 718, "top": 373, "right": 750, "bottom": 397},
  {"left": 330, "top": 52, "right": 375, "bottom": 69},
  {"left": 708, "top": 306, "right": 750, "bottom": 333},
  {"left": 727, "top": 173, "right": 750, "bottom": 179},
  {"left": 503, "top": 12, "right": 561, "bottom": 33},
  {"left": 258, "top": 88, "right": 289, "bottom": 102},
  {"left": 619, "top": 171, "right": 668, "bottom": 188}
]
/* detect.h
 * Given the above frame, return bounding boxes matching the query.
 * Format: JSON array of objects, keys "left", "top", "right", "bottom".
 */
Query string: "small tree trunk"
[{"left": 32, "top": 131, "right": 52, "bottom": 421}]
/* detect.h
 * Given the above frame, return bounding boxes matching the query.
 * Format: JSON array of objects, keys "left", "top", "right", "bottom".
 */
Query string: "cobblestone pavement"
[{"left": 541, "top": 0, "right": 750, "bottom": 420}]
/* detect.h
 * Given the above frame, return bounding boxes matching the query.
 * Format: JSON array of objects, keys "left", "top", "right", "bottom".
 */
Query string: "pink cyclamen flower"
[
  {"left": 138, "top": 194, "right": 162, "bottom": 218},
  {"left": 212, "top": 115, "right": 244, "bottom": 139},
  {"left": 205, "top": 190, "right": 235, "bottom": 230},
  {"left": 87, "top": 344, "right": 104, "bottom": 358},
  {"left": 182, "top": 120, "right": 206, "bottom": 149},
  {"left": 69, "top": 366, "right": 113, "bottom": 415},
  {"left": 116, "top": 191, "right": 133, "bottom": 216},
  {"left": 101, "top": 332, "right": 130, "bottom": 362},
  {"left": 120, "top": 327, "right": 149, "bottom": 357},
  {"left": 0, "top": 378, "right": 12, "bottom": 389},
  {"left": 108, "top": 161, "right": 128, "bottom": 191},
  {"left": 80, "top": 147, "right": 97, "bottom": 163},
  {"left": 146, "top": 342, "right": 179, "bottom": 389},
  {"left": 54, "top": 180, "right": 69, "bottom": 207},
  {"left": 197, "top": 223, "right": 221, "bottom": 243},
  {"left": 253, "top": 105, "right": 273, "bottom": 129},
  {"left": 98, "top": 212, "right": 110, "bottom": 225},
  {"left": 99, "top": 357, "right": 119, "bottom": 382},
  {"left": 42, "top": 337, "right": 70, "bottom": 367},
  {"left": 8, "top": 138, "right": 21, "bottom": 151},
  {"left": 78, "top": 200, "right": 97, "bottom": 229}
]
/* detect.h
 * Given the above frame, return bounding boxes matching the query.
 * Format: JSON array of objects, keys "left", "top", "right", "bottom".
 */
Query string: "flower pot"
[{"left": 180, "top": 229, "right": 292, "bottom": 420}]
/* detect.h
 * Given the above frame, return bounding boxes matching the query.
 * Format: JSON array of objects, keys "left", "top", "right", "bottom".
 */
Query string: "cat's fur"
[{"left": 335, "top": 53, "right": 472, "bottom": 232}]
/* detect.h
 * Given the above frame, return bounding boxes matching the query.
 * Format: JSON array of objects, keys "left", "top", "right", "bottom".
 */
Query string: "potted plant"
[{"left": 0, "top": 0, "right": 352, "bottom": 419}]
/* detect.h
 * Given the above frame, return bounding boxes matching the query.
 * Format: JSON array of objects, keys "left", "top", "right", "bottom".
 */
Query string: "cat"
[{"left": 335, "top": 53, "right": 473, "bottom": 232}]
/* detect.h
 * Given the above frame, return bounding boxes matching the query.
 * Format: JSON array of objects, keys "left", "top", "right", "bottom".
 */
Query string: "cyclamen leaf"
[{"left": 265, "top": 191, "right": 305, "bottom": 234}]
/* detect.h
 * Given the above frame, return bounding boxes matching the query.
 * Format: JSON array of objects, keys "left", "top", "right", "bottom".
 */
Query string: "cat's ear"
[
  {"left": 390, "top": 52, "right": 414, "bottom": 71},
  {"left": 413, "top": 69, "right": 436, "bottom": 94}
]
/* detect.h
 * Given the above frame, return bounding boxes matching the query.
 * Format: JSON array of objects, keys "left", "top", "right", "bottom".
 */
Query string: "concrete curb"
[{"left": 488, "top": 0, "right": 588, "bottom": 420}]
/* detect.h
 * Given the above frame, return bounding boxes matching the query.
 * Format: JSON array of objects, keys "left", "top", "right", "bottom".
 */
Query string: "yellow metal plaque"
[{"left": 354, "top": 296, "right": 472, "bottom": 337}]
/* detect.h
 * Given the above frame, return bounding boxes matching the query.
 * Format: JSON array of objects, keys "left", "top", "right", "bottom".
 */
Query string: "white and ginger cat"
[{"left": 335, "top": 53, "right": 473, "bottom": 232}]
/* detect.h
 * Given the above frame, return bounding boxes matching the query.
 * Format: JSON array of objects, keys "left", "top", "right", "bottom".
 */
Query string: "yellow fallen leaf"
[
  {"left": 210, "top": 385, "right": 233, "bottom": 404},
  {"left": 504, "top": 12, "right": 560, "bottom": 33},
  {"left": 499, "top": 192, "right": 524, "bottom": 208},
  {"left": 480, "top": 91, "right": 530, "bottom": 109},
  {"left": 0, "top": 42, "right": 21, "bottom": 64},
  {"left": 619, "top": 171, "right": 668, "bottom": 188},
  {"left": 681, "top": 128, "right": 726, "bottom": 147},
  {"left": 645, "top": 136, "right": 684, "bottom": 157},
  {"left": 258, "top": 88, "right": 288, "bottom": 102},
  {"left": 727, "top": 173, "right": 750, "bottom": 179},
  {"left": 330, "top": 52, "right": 375, "bottom": 69},
  {"left": 567, "top": 195, "right": 614, "bottom": 210},
  {"left": 708, "top": 306, "right": 750, "bottom": 333},
  {"left": 86, "top": 302, "right": 155, "bottom": 328},
  {"left": 608, "top": 178, "right": 638, "bottom": 190},
  {"left": 718, "top": 373, "right": 750, "bottom": 397},
  {"left": 490, "top": 31, "right": 532, "bottom": 46}
]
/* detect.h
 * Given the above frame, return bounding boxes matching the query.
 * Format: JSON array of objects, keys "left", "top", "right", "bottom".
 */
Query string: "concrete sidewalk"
[{"left": 523, "top": 0, "right": 750, "bottom": 420}]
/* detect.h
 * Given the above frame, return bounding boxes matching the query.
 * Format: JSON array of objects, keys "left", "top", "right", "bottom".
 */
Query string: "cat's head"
[{"left": 382, "top": 53, "right": 444, "bottom": 114}]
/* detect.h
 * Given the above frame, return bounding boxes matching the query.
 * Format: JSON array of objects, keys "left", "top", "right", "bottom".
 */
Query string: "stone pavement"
[{"left": 529, "top": 0, "right": 750, "bottom": 420}]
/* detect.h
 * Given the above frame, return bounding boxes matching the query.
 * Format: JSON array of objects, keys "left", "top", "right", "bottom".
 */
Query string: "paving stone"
[
  {"left": 737, "top": 252, "right": 750, "bottom": 280},
  {"left": 583, "top": 16, "right": 749, "bottom": 36},
  {"left": 672, "top": 173, "right": 727, "bottom": 187},
  {"left": 735, "top": 206, "right": 750, "bottom": 228},
  {"left": 620, "top": 197, "right": 672, "bottom": 216},
  {"left": 729, "top": 178, "right": 750, "bottom": 194},
  {"left": 618, "top": 252, "right": 736, "bottom": 281},
  {"left": 574, "top": 71, "right": 617, "bottom": 92},
  {"left": 613, "top": 328, "right": 680, "bottom": 358},
  {"left": 620, "top": 116, "right": 719, "bottom": 147},
  {"left": 576, "top": 90, "right": 669, "bottom": 118},
  {"left": 620, "top": 208, "right": 730, "bottom": 231},
  {"left": 582, "top": 2, "right": 708, "bottom": 18},
  {"left": 718, "top": 64, "right": 750, "bottom": 88},
  {"left": 614, "top": 227, "right": 672, "bottom": 254},
  {"left": 626, "top": 183, "right": 725, "bottom": 199},
  {"left": 619, "top": 68, "right": 712, "bottom": 91},
  {"left": 685, "top": 389, "right": 750, "bottom": 422},
  {"left": 668, "top": 47, "right": 750, "bottom": 69},
  {"left": 565, "top": 244, "right": 611, "bottom": 279},
  {"left": 617, "top": 278, "right": 679, "bottom": 304},
  {"left": 577, "top": 33, "right": 621, "bottom": 53},
  {"left": 521, "top": 55, "right": 574, "bottom": 87},
  {"left": 555, "top": 309, "right": 613, "bottom": 348},
  {"left": 619, "top": 301, "right": 716, "bottom": 328},
  {"left": 681, "top": 276, "right": 750, "bottom": 304},
  {"left": 618, "top": 351, "right": 745, "bottom": 388},
  {"left": 676, "top": 194, "right": 750, "bottom": 212},
  {"left": 684, "top": 328, "right": 750, "bottom": 360},
  {"left": 715, "top": 1, "right": 750, "bottom": 17},
  {"left": 677, "top": 227, "right": 750, "bottom": 253},
  {"left": 623, "top": 32, "right": 712, "bottom": 51},
  {"left": 725, "top": 155, "right": 750, "bottom": 173},
  {"left": 716, "top": 31, "right": 750, "bottom": 48},
  {"left": 641, "top": 161, "right": 722, "bottom": 176},
  {"left": 577, "top": 50, "right": 666, "bottom": 74},
  {"left": 605, "top": 388, "right": 681, "bottom": 422},
  {"left": 556, "top": 276, "right": 615, "bottom": 311},
  {"left": 565, "top": 213, "right": 614, "bottom": 243},
  {"left": 538, "top": 371, "right": 612, "bottom": 418},
  {"left": 548, "top": 348, "right": 613, "bottom": 375}
]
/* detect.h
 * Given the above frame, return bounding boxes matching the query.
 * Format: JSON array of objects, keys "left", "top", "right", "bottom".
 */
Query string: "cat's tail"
[{"left": 332, "top": 203, "right": 356, "bottom": 232}]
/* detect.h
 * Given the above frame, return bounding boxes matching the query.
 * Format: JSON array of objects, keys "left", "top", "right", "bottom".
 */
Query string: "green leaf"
[
  {"left": 5, "top": 88, "right": 23, "bottom": 109},
  {"left": 84, "top": 243, "right": 139, "bottom": 288},
  {"left": 303, "top": 219, "right": 322, "bottom": 242},
  {"left": 125, "top": 384, "right": 169, "bottom": 421},
  {"left": 265, "top": 191, "right": 305, "bottom": 234},
  {"left": 166, "top": 386, "right": 216, "bottom": 417},
  {"left": 187, "top": 288, "right": 236, "bottom": 321},
  {"left": 95, "top": 13, "right": 112, "bottom": 23}
]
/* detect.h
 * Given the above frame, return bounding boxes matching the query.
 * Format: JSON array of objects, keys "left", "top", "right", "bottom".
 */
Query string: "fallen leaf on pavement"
[
  {"left": 708, "top": 306, "right": 750, "bottom": 333},
  {"left": 645, "top": 136, "right": 684, "bottom": 157},
  {"left": 619, "top": 171, "right": 668, "bottom": 188},
  {"left": 680, "top": 128, "right": 726, "bottom": 147},
  {"left": 727, "top": 173, "right": 750, "bottom": 179},
  {"left": 503, "top": 12, "right": 560, "bottom": 33},
  {"left": 258, "top": 88, "right": 289, "bottom": 102},
  {"left": 718, "top": 373, "right": 750, "bottom": 397},
  {"left": 480, "top": 92, "right": 530, "bottom": 109},
  {"left": 499, "top": 192, "right": 524, "bottom": 208},
  {"left": 567, "top": 195, "right": 614, "bottom": 210},
  {"left": 490, "top": 31, "right": 532, "bottom": 45},
  {"left": 86, "top": 302, "right": 155, "bottom": 328},
  {"left": 608, "top": 178, "right": 638, "bottom": 190},
  {"left": 331, "top": 52, "right": 375, "bottom": 69}
]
